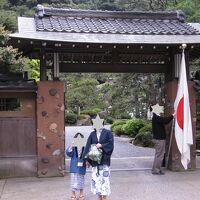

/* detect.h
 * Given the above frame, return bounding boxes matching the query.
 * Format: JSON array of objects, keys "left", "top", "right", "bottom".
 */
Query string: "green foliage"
[
  {"left": 112, "top": 124, "right": 124, "bottom": 136},
  {"left": 139, "top": 122, "right": 152, "bottom": 133},
  {"left": 0, "top": 26, "right": 28, "bottom": 74},
  {"left": 0, "top": 0, "right": 9, "bottom": 9},
  {"left": 196, "top": 130, "right": 200, "bottom": 150},
  {"left": 0, "top": 26, "right": 9, "bottom": 45},
  {"left": 110, "top": 73, "right": 165, "bottom": 119},
  {"left": 134, "top": 131, "right": 154, "bottom": 147},
  {"left": 81, "top": 108, "right": 101, "bottom": 117},
  {"left": 0, "top": 10, "right": 17, "bottom": 32},
  {"left": 105, "top": 116, "right": 114, "bottom": 124},
  {"left": 112, "top": 119, "right": 152, "bottom": 138},
  {"left": 111, "top": 120, "right": 127, "bottom": 131},
  {"left": 65, "top": 112, "right": 77, "bottom": 124},
  {"left": 0, "top": 46, "right": 28, "bottom": 74},
  {"left": 111, "top": 119, "right": 127, "bottom": 136},
  {"left": 122, "top": 119, "right": 144, "bottom": 137},
  {"left": 166, "top": 0, "right": 200, "bottom": 22},
  {"left": 25, "top": 59, "right": 40, "bottom": 81},
  {"left": 135, "top": 120, "right": 153, "bottom": 147},
  {"left": 66, "top": 77, "right": 100, "bottom": 114}
]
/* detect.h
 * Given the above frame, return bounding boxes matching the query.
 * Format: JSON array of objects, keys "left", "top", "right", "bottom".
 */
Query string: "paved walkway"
[
  {"left": 1, "top": 169, "right": 200, "bottom": 200},
  {"left": 0, "top": 126, "right": 199, "bottom": 200}
]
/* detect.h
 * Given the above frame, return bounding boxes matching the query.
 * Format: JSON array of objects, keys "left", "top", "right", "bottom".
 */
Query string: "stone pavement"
[
  {"left": 1, "top": 126, "right": 199, "bottom": 200},
  {"left": 1, "top": 168, "right": 200, "bottom": 200}
]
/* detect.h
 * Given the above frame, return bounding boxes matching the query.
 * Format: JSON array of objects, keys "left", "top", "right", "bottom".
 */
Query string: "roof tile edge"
[{"left": 35, "top": 4, "right": 185, "bottom": 22}]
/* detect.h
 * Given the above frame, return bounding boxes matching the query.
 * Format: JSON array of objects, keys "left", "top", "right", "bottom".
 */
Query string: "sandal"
[
  {"left": 79, "top": 195, "right": 85, "bottom": 200},
  {"left": 71, "top": 196, "right": 77, "bottom": 200}
]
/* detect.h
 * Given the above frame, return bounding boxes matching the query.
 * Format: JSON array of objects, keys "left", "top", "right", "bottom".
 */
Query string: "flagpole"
[
  {"left": 166, "top": 117, "right": 175, "bottom": 168},
  {"left": 172, "top": 43, "right": 193, "bottom": 170}
]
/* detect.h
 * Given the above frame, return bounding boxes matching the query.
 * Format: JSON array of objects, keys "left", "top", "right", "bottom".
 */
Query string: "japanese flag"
[{"left": 174, "top": 50, "right": 193, "bottom": 170}]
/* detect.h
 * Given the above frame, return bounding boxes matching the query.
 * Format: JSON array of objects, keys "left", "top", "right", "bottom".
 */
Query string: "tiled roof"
[
  {"left": 34, "top": 5, "right": 199, "bottom": 35},
  {"left": 0, "top": 80, "right": 37, "bottom": 91}
]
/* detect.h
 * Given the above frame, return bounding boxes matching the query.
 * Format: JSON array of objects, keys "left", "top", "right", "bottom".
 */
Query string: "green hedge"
[
  {"left": 139, "top": 122, "right": 152, "bottom": 133},
  {"left": 196, "top": 130, "right": 200, "bottom": 150},
  {"left": 111, "top": 120, "right": 127, "bottom": 131},
  {"left": 81, "top": 108, "right": 101, "bottom": 118},
  {"left": 65, "top": 112, "right": 77, "bottom": 124},
  {"left": 134, "top": 132, "right": 154, "bottom": 147},
  {"left": 122, "top": 119, "right": 144, "bottom": 137},
  {"left": 105, "top": 116, "right": 114, "bottom": 124},
  {"left": 112, "top": 124, "right": 124, "bottom": 136}
]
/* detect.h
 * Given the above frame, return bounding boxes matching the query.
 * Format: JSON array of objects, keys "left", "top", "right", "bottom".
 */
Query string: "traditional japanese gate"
[{"left": 6, "top": 5, "right": 200, "bottom": 177}]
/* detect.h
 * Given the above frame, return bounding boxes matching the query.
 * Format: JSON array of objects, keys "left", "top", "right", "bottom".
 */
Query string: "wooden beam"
[
  {"left": 40, "top": 48, "right": 47, "bottom": 81},
  {"left": 59, "top": 63, "right": 169, "bottom": 73},
  {"left": 53, "top": 52, "right": 59, "bottom": 78}
]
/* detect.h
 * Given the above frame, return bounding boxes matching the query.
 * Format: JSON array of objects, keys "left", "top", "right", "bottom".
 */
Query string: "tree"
[
  {"left": 110, "top": 73, "right": 164, "bottom": 118},
  {"left": 65, "top": 76, "right": 100, "bottom": 115},
  {"left": 166, "top": 0, "right": 200, "bottom": 22},
  {"left": 0, "top": 26, "right": 28, "bottom": 74},
  {"left": 0, "top": 10, "right": 17, "bottom": 32}
]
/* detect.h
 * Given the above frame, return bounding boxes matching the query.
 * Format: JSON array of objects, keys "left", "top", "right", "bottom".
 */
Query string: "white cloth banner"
[{"left": 174, "top": 50, "right": 193, "bottom": 170}]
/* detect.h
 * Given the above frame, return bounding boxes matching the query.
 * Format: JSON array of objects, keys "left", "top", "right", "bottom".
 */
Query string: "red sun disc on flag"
[{"left": 177, "top": 96, "right": 184, "bottom": 129}]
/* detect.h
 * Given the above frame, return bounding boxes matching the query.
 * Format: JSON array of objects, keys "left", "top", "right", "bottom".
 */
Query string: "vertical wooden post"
[
  {"left": 37, "top": 81, "right": 65, "bottom": 177},
  {"left": 53, "top": 52, "right": 60, "bottom": 79},
  {"left": 40, "top": 48, "right": 47, "bottom": 81}
]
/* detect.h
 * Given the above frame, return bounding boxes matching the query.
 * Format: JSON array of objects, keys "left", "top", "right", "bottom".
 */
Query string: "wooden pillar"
[
  {"left": 37, "top": 81, "right": 65, "bottom": 177},
  {"left": 40, "top": 48, "right": 47, "bottom": 81},
  {"left": 53, "top": 52, "right": 60, "bottom": 79}
]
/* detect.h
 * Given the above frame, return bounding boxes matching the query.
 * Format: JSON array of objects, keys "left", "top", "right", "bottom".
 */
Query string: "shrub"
[
  {"left": 111, "top": 120, "right": 127, "bottom": 131},
  {"left": 112, "top": 124, "right": 124, "bottom": 136},
  {"left": 134, "top": 132, "right": 154, "bottom": 147},
  {"left": 65, "top": 112, "right": 77, "bottom": 125},
  {"left": 122, "top": 119, "right": 144, "bottom": 137},
  {"left": 81, "top": 108, "right": 101, "bottom": 118},
  {"left": 139, "top": 122, "right": 152, "bottom": 133},
  {"left": 105, "top": 116, "right": 114, "bottom": 124},
  {"left": 196, "top": 131, "right": 200, "bottom": 150}
]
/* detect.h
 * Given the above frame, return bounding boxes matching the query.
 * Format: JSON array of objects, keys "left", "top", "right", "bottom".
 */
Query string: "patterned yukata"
[
  {"left": 83, "top": 128, "right": 114, "bottom": 197},
  {"left": 66, "top": 146, "right": 86, "bottom": 192},
  {"left": 71, "top": 173, "right": 85, "bottom": 192},
  {"left": 91, "top": 165, "right": 111, "bottom": 196}
]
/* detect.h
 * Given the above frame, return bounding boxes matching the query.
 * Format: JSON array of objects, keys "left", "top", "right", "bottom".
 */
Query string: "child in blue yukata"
[{"left": 66, "top": 133, "right": 86, "bottom": 200}]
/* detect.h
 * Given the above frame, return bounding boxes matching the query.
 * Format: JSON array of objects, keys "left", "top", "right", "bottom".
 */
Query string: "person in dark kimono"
[
  {"left": 150, "top": 106, "right": 175, "bottom": 175},
  {"left": 84, "top": 115, "right": 114, "bottom": 200}
]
